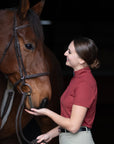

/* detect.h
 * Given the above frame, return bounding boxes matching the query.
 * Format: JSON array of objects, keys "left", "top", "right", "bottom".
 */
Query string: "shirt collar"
[{"left": 74, "top": 66, "right": 90, "bottom": 78}]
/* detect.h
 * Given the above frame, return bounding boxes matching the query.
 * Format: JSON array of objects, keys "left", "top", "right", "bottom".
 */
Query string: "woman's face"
[{"left": 64, "top": 41, "right": 86, "bottom": 71}]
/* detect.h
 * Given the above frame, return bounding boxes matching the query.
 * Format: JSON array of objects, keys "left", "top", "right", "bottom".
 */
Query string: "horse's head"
[{"left": 0, "top": 0, "right": 51, "bottom": 109}]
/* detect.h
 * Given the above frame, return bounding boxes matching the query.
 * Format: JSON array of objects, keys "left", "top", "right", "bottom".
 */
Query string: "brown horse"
[{"left": 0, "top": 0, "right": 64, "bottom": 143}]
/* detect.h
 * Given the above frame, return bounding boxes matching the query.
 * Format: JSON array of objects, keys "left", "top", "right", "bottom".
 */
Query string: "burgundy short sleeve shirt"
[{"left": 60, "top": 67, "right": 97, "bottom": 128}]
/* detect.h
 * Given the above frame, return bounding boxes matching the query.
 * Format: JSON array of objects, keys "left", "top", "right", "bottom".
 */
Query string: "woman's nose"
[{"left": 64, "top": 50, "right": 68, "bottom": 56}]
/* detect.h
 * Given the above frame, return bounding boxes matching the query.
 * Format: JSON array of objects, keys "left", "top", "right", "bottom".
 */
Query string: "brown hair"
[{"left": 73, "top": 37, "right": 100, "bottom": 69}]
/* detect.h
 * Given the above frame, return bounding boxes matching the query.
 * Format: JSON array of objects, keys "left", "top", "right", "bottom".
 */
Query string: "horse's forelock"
[{"left": 27, "top": 9, "right": 44, "bottom": 42}]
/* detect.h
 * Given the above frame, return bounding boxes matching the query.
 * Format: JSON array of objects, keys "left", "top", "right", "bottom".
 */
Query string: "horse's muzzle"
[{"left": 39, "top": 98, "right": 48, "bottom": 109}]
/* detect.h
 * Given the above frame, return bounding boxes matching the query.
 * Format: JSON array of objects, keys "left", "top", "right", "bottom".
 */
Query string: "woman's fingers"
[
  {"left": 25, "top": 108, "right": 46, "bottom": 116},
  {"left": 37, "top": 134, "right": 49, "bottom": 144},
  {"left": 31, "top": 108, "right": 40, "bottom": 112},
  {"left": 37, "top": 140, "right": 47, "bottom": 144},
  {"left": 24, "top": 109, "right": 38, "bottom": 115}
]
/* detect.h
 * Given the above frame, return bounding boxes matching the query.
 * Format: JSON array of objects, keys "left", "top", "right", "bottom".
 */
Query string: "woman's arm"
[
  {"left": 36, "top": 126, "right": 60, "bottom": 144},
  {"left": 25, "top": 105, "right": 87, "bottom": 133},
  {"left": 44, "top": 105, "right": 87, "bottom": 133},
  {"left": 68, "top": 105, "right": 87, "bottom": 133}
]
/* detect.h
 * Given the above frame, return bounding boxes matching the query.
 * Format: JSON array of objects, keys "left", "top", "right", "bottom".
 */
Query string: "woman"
[{"left": 25, "top": 37, "right": 100, "bottom": 144}]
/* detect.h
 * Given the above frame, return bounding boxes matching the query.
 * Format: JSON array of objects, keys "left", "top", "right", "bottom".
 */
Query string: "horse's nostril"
[{"left": 39, "top": 98, "right": 48, "bottom": 109}]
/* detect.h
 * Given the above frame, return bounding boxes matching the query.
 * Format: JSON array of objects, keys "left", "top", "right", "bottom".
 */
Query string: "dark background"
[{"left": 1, "top": 0, "right": 114, "bottom": 143}]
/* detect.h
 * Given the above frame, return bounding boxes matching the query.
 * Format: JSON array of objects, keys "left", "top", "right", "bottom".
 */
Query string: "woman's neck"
[{"left": 73, "top": 63, "right": 88, "bottom": 71}]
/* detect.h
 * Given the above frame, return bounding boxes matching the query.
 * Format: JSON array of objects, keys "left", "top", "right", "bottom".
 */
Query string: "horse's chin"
[
  {"left": 25, "top": 97, "right": 48, "bottom": 110},
  {"left": 38, "top": 97, "right": 48, "bottom": 109}
]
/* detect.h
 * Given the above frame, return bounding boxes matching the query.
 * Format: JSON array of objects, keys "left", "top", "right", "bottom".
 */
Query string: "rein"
[{"left": 0, "top": 10, "right": 48, "bottom": 144}]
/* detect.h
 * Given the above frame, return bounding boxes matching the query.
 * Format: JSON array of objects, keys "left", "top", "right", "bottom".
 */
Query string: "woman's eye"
[
  {"left": 68, "top": 50, "right": 71, "bottom": 54},
  {"left": 25, "top": 44, "right": 35, "bottom": 50}
]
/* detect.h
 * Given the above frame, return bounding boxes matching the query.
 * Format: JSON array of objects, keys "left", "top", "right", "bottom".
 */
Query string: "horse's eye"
[{"left": 25, "top": 44, "right": 34, "bottom": 50}]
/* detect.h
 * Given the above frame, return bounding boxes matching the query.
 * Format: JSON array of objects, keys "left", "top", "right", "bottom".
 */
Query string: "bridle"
[{"left": 0, "top": 10, "right": 48, "bottom": 144}]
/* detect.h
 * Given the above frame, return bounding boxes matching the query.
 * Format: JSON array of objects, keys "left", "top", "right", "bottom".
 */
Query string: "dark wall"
[{"left": 1, "top": 0, "right": 114, "bottom": 143}]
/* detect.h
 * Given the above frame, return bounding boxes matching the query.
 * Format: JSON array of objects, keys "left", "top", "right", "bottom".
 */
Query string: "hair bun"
[{"left": 90, "top": 59, "right": 100, "bottom": 69}]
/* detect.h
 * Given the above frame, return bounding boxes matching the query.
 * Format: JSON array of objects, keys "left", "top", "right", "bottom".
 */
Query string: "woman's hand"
[
  {"left": 25, "top": 108, "right": 47, "bottom": 116},
  {"left": 36, "top": 133, "right": 52, "bottom": 144}
]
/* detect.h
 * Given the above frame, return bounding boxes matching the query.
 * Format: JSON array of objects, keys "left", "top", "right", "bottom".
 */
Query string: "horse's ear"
[
  {"left": 31, "top": 0, "right": 45, "bottom": 16},
  {"left": 17, "top": 0, "right": 30, "bottom": 19}
]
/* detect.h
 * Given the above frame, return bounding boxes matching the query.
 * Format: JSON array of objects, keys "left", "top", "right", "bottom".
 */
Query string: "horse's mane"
[
  {"left": 0, "top": 7, "right": 44, "bottom": 41},
  {"left": 27, "top": 9, "right": 44, "bottom": 41}
]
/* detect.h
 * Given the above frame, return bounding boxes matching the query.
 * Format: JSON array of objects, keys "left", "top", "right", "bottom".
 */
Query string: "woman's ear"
[{"left": 79, "top": 58, "right": 86, "bottom": 65}]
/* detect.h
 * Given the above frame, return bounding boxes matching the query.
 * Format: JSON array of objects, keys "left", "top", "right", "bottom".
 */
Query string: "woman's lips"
[{"left": 66, "top": 58, "right": 69, "bottom": 62}]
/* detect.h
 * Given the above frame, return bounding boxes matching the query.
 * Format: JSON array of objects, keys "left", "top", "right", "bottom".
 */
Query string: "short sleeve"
[{"left": 73, "top": 82, "right": 94, "bottom": 108}]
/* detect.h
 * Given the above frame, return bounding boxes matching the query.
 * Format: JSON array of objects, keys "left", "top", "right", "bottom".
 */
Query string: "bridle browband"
[
  {"left": 0, "top": 10, "right": 48, "bottom": 144},
  {"left": 13, "top": 11, "right": 49, "bottom": 91}
]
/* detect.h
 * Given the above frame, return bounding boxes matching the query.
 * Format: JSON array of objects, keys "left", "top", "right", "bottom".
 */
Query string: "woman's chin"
[{"left": 65, "top": 62, "right": 70, "bottom": 67}]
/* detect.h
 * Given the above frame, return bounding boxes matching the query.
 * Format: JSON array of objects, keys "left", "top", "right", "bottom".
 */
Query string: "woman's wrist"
[
  {"left": 47, "top": 126, "right": 60, "bottom": 139},
  {"left": 43, "top": 108, "right": 52, "bottom": 116}
]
